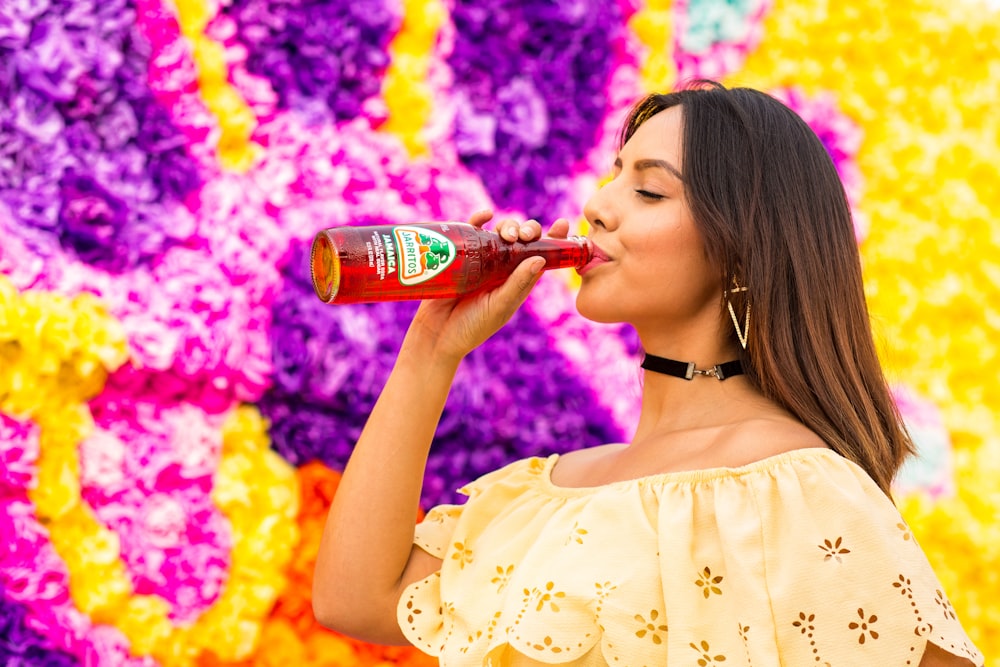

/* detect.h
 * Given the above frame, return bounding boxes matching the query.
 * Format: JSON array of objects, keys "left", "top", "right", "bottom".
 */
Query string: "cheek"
[
  {"left": 623, "top": 226, "right": 687, "bottom": 278},
  {"left": 627, "top": 226, "right": 717, "bottom": 304}
]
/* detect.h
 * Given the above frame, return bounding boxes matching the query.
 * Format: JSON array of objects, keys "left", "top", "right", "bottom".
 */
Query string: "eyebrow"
[{"left": 614, "top": 157, "right": 684, "bottom": 182}]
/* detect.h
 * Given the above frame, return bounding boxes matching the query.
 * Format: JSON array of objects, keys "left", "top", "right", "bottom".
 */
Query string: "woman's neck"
[{"left": 630, "top": 336, "right": 758, "bottom": 445}]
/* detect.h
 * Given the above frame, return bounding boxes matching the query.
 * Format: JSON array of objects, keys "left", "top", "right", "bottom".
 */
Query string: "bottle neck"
[{"left": 502, "top": 235, "right": 593, "bottom": 270}]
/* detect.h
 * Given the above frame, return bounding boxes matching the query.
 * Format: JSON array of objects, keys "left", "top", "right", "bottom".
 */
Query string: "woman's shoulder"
[
  {"left": 548, "top": 419, "right": 830, "bottom": 490},
  {"left": 709, "top": 416, "right": 830, "bottom": 468}
]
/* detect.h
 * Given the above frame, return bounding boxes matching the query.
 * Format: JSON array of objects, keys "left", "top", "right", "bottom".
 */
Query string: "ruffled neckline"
[{"left": 538, "top": 445, "right": 843, "bottom": 496}]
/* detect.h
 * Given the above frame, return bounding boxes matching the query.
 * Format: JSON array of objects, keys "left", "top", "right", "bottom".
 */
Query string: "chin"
[{"left": 574, "top": 292, "right": 622, "bottom": 324}]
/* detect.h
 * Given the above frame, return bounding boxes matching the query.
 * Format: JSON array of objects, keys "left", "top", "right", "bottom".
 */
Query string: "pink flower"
[
  {"left": 166, "top": 404, "right": 223, "bottom": 477},
  {"left": 0, "top": 413, "right": 40, "bottom": 493},
  {"left": 81, "top": 624, "right": 158, "bottom": 667},
  {"left": 141, "top": 494, "right": 186, "bottom": 549},
  {"left": 78, "top": 428, "right": 127, "bottom": 494}
]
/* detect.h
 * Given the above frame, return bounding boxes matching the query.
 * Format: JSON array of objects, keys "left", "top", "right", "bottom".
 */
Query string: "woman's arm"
[
  {"left": 311, "top": 213, "right": 551, "bottom": 644},
  {"left": 920, "top": 641, "right": 979, "bottom": 667}
]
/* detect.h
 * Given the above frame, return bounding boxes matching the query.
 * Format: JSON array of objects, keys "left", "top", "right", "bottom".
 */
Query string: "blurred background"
[{"left": 0, "top": 0, "right": 997, "bottom": 664}]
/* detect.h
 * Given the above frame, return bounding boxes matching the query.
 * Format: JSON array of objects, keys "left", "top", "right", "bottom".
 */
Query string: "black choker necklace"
[{"left": 641, "top": 353, "right": 744, "bottom": 381}]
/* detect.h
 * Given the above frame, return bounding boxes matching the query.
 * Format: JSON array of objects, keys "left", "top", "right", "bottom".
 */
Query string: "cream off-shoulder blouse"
[{"left": 397, "top": 448, "right": 984, "bottom": 667}]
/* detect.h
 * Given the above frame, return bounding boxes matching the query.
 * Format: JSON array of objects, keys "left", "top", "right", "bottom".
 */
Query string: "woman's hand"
[{"left": 405, "top": 210, "right": 570, "bottom": 365}]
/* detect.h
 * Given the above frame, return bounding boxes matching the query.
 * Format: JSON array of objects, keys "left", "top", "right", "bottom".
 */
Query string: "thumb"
[
  {"left": 493, "top": 256, "right": 545, "bottom": 312},
  {"left": 514, "top": 257, "right": 546, "bottom": 293}
]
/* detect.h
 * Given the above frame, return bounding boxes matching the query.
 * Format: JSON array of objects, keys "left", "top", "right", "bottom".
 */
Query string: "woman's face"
[{"left": 577, "top": 106, "right": 720, "bottom": 343}]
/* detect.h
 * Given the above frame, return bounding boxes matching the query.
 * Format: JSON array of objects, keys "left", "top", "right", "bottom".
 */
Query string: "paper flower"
[
  {"left": 0, "top": 0, "right": 203, "bottom": 272},
  {"left": 446, "top": 0, "right": 628, "bottom": 219},
  {"left": 220, "top": 0, "right": 400, "bottom": 123},
  {"left": 0, "top": 584, "right": 78, "bottom": 667},
  {"left": 80, "top": 393, "right": 232, "bottom": 623},
  {"left": 673, "top": 0, "right": 771, "bottom": 81}
]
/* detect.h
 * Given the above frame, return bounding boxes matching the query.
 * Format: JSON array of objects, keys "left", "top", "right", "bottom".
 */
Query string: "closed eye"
[{"left": 635, "top": 189, "right": 665, "bottom": 201}]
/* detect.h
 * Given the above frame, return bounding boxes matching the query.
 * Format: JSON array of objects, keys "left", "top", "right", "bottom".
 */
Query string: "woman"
[{"left": 312, "top": 82, "right": 983, "bottom": 666}]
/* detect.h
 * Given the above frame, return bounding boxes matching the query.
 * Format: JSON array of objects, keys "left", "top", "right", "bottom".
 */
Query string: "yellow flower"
[
  {"left": 381, "top": 0, "right": 447, "bottom": 155},
  {"left": 174, "top": 0, "right": 261, "bottom": 172},
  {"left": 629, "top": 0, "right": 676, "bottom": 92}
]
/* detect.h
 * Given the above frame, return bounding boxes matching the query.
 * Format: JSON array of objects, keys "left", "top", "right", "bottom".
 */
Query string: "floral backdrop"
[{"left": 1, "top": 0, "right": 998, "bottom": 664}]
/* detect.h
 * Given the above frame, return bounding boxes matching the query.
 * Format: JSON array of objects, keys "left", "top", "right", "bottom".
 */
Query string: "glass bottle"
[{"left": 310, "top": 222, "right": 592, "bottom": 304}]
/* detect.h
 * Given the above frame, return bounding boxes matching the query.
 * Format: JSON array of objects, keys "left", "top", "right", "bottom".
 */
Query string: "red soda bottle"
[{"left": 310, "top": 222, "right": 593, "bottom": 304}]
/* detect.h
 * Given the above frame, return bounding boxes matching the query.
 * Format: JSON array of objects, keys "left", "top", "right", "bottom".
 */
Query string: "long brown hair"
[{"left": 620, "top": 81, "right": 914, "bottom": 496}]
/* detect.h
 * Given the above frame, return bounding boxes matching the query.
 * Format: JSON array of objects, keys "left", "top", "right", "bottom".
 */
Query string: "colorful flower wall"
[{"left": 1, "top": 0, "right": 998, "bottom": 664}]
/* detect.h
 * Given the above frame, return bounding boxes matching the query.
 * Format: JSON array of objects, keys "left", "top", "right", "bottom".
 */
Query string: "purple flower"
[
  {"left": 1, "top": 0, "right": 202, "bottom": 271},
  {"left": 91, "top": 99, "right": 137, "bottom": 149},
  {"left": 0, "top": 588, "right": 78, "bottom": 667},
  {"left": 448, "top": 0, "right": 626, "bottom": 218},
  {"left": 10, "top": 87, "right": 64, "bottom": 143},
  {"left": 496, "top": 77, "right": 549, "bottom": 149},
  {"left": 0, "top": 0, "right": 46, "bottom": 51},
  {"left": 16, "top": 16, "right": 85, "bottom": 102},
  {"left": 58, "top": 170, "right": 129, "bottom": 266},
  {"left": 222, "top": 0, "right": 400, "bottom": 123},
  {"left": 453, "top": 94, "right": 498, "bottom": 156}
]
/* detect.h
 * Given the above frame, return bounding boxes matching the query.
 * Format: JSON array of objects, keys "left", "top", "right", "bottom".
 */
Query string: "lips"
[{"left": 577, "top": 241, "right": 611, "bottom": 276}]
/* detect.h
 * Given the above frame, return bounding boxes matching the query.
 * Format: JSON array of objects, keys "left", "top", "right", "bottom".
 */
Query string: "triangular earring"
[{"left": 726, "top": 281, "right": 750, "bottom": 350}]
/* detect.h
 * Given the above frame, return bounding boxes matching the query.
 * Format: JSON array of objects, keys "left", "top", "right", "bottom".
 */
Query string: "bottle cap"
[{"left": 310, "top": 232, "right": 341, "bottom": 303}]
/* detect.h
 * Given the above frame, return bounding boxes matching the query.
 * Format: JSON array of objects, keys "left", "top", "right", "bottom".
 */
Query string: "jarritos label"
[{"left": 393, "top": 226, "right": 457, "bottom": 286}]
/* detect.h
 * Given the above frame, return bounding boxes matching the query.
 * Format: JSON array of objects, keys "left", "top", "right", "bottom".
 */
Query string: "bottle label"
[{"left": 393, "top": 226, "right": 457, "bottom": 286}]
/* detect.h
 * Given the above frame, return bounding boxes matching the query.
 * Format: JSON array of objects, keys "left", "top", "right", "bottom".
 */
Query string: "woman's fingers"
[
  {"left": 518, "top": 219, "right": 542, "bottom": 241},
  {"left": 468, "top": 209, "right": 494, "bottom": 228},
  {"left": 470, "top": 211, "right": 572, "bottom": 243},
  {"left": 496, "top": 218, "right": 543, "bottom": 243},
  {"left": 546, "top": 218, "right": 570, "bottom": 239}
]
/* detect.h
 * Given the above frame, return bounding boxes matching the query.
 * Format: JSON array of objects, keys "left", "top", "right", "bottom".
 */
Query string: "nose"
[{"left": 583, "top": 177, "right": 618, "bottom": 231}]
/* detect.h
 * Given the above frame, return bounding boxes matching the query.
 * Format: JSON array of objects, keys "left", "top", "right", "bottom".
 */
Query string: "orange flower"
[
  {"left": 251, "top": 620, "right": 309, "bottom": 667},
  {"left": 224, "top": 461, "right": 436, "bottom": 666},
  {"left": 298, "top": 461, "right": 342, "bottom": 518}
]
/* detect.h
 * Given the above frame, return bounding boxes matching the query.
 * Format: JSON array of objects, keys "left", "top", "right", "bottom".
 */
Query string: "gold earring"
[{"left": 726, "top": 279, "right": 750, "bottom": 349}]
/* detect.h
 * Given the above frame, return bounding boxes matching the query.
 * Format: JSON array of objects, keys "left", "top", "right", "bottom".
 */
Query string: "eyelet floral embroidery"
[
  {"left": 792, "top": 611, "right": 824, "bottom": 662},
  {"left": 634, "top": 610, "right": 668, "bottom": 644},
  {"left": 894, "top": 572, "right": 932, "bottom": 634},
  {"left": 441, "top": 601, "right": 457, "bottom": 646},
  {"left": 793, "top": 612, "right": 815, "bottom": 635},
  {"left": 849, "top": 608, "right": 879, "bottom": 644},
  {"left": 486, "top": 611, "right": 502, "bottom": 642},
  {"left": 696, "top": 566, "right": 724, "bottom": 598},
  {"left": 690, "top": 640, "right": 726, "bottom": 666},
  {"left": 491, "top": 564, "right": 514, "bottom": 593},
  {"left": 459, "top": 630, "right": 482, "bottom": 654},
  {"left": 450, "top": 541, "right": 474, "bottom": 569},
  {"left": 738, "top": 623, "right": 752, "bottom": 666},
  {"left": 427, "top": 506, "right": 459, "bottom": 525},
  {"left": 400, "top": 457, "right": 984, "bottom": 665},
  {"left": 818, "top": 536, "right": 851, "bottom": 562},
  {"left": 531, "top": 581, "right": 566, "bottom": 612},
  {"left": 935, "top": 589, "right": 957, "bottom": 620},
  {"left": 530, "top": 635, "right": 570, "bottom": 653},
  {"left": 593, "top": 581, "right": 617, "bottom": 626},
  {"left": 403, "top": 598, "right": 422, "bottom": 625},
  {"left": 565, "top": 521, "right": 588, "bottom": 545},
  {"left": 897, "top": 522, "right": 912, "bottom": 541}
]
